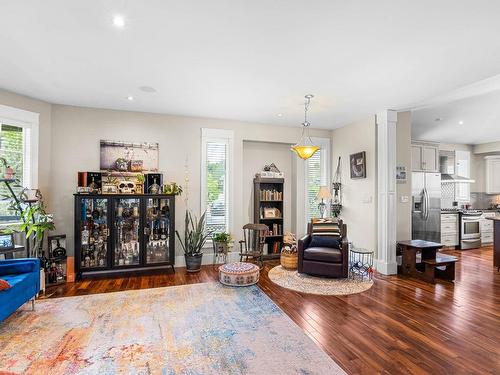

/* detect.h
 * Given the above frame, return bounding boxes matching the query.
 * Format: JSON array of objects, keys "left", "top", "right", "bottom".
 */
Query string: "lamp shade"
[
  {"left": 291, "top": 145, "right": 320, "bottom": 160},
  {"left": 316, "top": 186, "right": 331, "bottom": 200}
]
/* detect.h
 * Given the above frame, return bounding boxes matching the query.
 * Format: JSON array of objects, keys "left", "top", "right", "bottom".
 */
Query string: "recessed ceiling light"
[
  {"left": 458, "top": 120, "right": 464, "bottom": 125},
  {"left": 277, "top": 113, "right": 283, "bottom": 117},
  {"left": 139, "top": 86, "right": 157, "bottom": 93},
  {"left": 113, "top": 15, "right": 125, "bottom": 28},
  {"left": 127, "top": 96, "right": 134, "bottom": 101}
]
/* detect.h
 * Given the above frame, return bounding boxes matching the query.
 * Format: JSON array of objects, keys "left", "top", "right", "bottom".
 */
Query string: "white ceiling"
[
  {"left": 2, "top": 1, "right": 500, "bottom": 129},
  {"left": 412, "top": 88, "right": 500, "bottom": 145}
]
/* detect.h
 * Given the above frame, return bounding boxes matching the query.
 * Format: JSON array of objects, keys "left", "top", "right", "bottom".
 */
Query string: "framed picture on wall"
[
  {"left": 350, "top": 151, "right": 366, "bottom": 179},
  {"left": 396, "top": 166, "right": 407, "bottom": 183},
  {"left": 100, "top": 140, "right": 159, "bottom": 172}
]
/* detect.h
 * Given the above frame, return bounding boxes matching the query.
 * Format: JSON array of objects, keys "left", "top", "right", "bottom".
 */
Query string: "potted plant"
[
  {"left": 162, "top": 182, "right": 183, "bottom": 195},
  {"left": 0, "top": 157, "right": 14, "bottom": 179},
  {"left": 176, "top": 210, "right": 209, "bottom": 272},
  {"left": 136, "top": 174, "right": 145, "bottom": 194},
  {"left": 213, "top": 232, "right": 232, "bottom": 254}
]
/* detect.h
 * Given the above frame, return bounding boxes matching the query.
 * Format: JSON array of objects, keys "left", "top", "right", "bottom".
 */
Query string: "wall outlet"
[
  {"left": 400, "top": 195, "right": 409, "bottom": 203},
  {"left": 362, "top": 196, "right": 373, "bottom": 204}
]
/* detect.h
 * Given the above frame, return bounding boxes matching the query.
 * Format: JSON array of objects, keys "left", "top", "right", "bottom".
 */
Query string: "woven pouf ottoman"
[{"left": 219, "top": 262, "right": 260, "bottom": 286}]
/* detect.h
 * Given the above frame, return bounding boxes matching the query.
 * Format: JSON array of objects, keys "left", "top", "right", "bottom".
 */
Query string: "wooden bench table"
[{"left": 397, "top": 240, "right": 458, "bottom": 283}]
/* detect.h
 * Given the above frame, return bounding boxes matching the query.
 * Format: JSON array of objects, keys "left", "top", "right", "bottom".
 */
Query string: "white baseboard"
[
  {"left": 174, "top": 252, "right": 241, "bottom": 268},
  {"left": 374, "top": 259, "right": 398, "bottom": 275}
]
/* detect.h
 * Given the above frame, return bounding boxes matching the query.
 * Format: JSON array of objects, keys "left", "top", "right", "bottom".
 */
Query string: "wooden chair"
[{"left": 239, "top": 223, "right": 268, "bottom": 269}]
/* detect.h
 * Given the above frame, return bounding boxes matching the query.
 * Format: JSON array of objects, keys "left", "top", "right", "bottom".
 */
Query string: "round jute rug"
[{"left": 268, "top": 266, "right": 373, "bottom": 295}]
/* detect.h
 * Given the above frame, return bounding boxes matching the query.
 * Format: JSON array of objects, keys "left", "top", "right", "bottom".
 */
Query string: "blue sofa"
[{"left": 0, "top": 258, "right": 40, "bottom": 323}]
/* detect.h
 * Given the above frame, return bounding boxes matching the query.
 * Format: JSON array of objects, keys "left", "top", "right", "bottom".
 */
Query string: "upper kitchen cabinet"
[
  {"left": 485, "top": 156, "right": 500, "bottom": 194},
  {"left": 411, "top": 142, "right": 439, "bottom": 172}
]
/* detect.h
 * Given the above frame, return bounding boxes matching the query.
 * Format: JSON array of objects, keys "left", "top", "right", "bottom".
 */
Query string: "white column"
[{"left": 376, "top": 110, "right": 398, "bottom": 275}]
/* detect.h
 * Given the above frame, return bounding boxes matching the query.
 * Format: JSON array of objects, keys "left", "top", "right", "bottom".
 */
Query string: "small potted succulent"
[
  {"left": 136, "top": 174, "right": 145, "bottom": 194},
  {"left": 213, "top": 232, "right": 232, "bottom": 255},
  {"left": 176, "top": 210, "right": 209, "bottom": 272}
]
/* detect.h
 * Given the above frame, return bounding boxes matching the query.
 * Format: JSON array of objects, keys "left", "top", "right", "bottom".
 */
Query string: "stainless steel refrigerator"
[{"left": 412, "top": 172, "right": 441, "bottom": 242}]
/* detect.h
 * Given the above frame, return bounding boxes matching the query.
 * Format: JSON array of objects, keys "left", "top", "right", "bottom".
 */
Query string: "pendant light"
[{"left": 291, "top": 94, "right": 320, "bottom": 160}]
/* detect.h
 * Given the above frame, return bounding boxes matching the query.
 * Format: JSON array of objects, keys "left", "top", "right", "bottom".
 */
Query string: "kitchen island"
[{"left": 486, "top": 216, "right": 500, "bottom": 271}]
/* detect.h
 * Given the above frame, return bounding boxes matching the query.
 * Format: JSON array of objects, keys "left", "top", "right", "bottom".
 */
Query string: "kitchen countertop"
[{"left": 486, "top": 216, "right": 500, "bottom": 221}]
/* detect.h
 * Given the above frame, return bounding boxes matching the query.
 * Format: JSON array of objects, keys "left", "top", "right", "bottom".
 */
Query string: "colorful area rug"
[
  {"left": 268, "top": 265, "right": 373, "bottom": 295},
  {"left": 0, "top": 283, "right": 345, "bottom": 374}
]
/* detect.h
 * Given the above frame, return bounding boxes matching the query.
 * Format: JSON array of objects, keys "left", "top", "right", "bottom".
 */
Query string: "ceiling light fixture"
[
  {"left": 139, "top": 86, "right": 157, "bottom": 93},
  {"left": 127, "top": 96, "right": 134, "bottom": 101},
  {"left": 458, "top": 120, "right": 464, "bottom": 125},
  {"left": 113, "top": 15, "right": 125, "bottom": 28},
  {"left": 291, "top": 94, "right": 320, "bottom": 160},
  {"left": 277, "top": 113, "right": 283, "bottom": 117}
]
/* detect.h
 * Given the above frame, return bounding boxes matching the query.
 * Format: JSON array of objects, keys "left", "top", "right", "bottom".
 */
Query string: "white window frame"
[
  {"left": 0, "top": 104, "right": 39, "bottom": 189},
  {"left": 304, "top": 137, "right": 331, "bottom": 228},
  {"left": 200, "top": 128, "right": 234, "bottom": 237}
]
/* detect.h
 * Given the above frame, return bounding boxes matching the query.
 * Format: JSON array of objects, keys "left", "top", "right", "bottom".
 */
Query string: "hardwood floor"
[{"left": 44, "top": 247, "right": 500, "bottom": 375}]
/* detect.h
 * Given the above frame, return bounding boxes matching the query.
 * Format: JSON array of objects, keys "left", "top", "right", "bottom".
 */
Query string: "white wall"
[
  {"left": 50, "top": 104, "right": 331, "bottom": 258},
  {"left": 242, "top": 141, "right": 293, "bottom": 232},
  {"left": 331, "top": 116, "right": 377, "bottom": 256},
  {"left": 396, "top": 111, "right": 412, "bottom": 241}
]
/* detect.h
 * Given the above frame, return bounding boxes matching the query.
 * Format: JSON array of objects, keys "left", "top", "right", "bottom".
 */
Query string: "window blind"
[
  {"left": 306, "top": 149, "right": 322, "bottom": 220},
  {"left": 205, "top": 141, "right": 228, "bottom": 234}
]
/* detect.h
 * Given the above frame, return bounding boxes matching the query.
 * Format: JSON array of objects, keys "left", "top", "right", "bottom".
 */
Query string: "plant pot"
[
  {"left": 185, "top": 253, "right": 203, "bottom": 273},
  {"left": 214, "top": 242, "right": 228, "bottom": 254}
]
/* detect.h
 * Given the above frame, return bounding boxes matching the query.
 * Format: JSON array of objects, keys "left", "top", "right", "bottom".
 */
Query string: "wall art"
[
  {"left": 100, "top": 140, "right": 159, "bottom": 172},
  {"left": 350, "top": 151, "right": 366, "bottom": 179}
]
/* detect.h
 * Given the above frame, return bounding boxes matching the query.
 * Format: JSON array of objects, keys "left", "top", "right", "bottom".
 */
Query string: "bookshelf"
[{"left": 253, "top": 177, "right": 284, "bottom": 260}]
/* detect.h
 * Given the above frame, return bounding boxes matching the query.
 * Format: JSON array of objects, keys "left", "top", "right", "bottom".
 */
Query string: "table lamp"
[{"left": 316, "top": 186, "right": 331, "bottom": 218}]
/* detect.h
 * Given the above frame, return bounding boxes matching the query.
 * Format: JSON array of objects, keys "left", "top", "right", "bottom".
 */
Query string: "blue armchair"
[{"left": 0, "top": 258, "right": 40, "bottom": 323}]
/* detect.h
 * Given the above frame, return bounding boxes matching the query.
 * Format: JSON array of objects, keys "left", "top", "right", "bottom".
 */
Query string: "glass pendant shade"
[
  {"left": 291, "top": 144, "right": 320, "bottom": 160},
  {"left": 291, "top": 94, "right": 320, "bottom": 160}
]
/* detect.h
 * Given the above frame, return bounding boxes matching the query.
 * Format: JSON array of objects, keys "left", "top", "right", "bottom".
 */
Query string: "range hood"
[{"left": 439, "top": 151, "right": 475, "bottom": 183}]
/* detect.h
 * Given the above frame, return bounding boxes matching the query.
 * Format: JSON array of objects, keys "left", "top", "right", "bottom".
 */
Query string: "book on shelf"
[{"left": 259, "top": 189, "right": 282, "bottom": 201}]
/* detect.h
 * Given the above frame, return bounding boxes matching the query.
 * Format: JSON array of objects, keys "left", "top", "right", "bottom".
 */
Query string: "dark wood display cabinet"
[
  {"left": 253, "top": 177, "right": 284, "bottom": 260},
  {"left": 74, "top": 194, "right": 175, "bottom": 280}
]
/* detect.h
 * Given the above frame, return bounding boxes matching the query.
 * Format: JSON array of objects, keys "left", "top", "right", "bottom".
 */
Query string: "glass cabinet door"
[
  {"left": 145, "top": 197, "right": 171, "bottom": 264},
  {"left": 79, "top": 198, "right": 109, "bottom": 269},
  {"left": 114, "top": 198, "right": 141, "bottom": 266}
]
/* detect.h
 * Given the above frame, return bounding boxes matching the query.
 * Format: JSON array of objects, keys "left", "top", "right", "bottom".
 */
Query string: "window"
[
  {"left": 201, "top": 129, "right": 233, "bottom": 235},
  {"left": 305, "top": 138, "right": 330, "bottom": 223},
  {"left": 0, "top": 105, "right": 39, "bottom": 223}
]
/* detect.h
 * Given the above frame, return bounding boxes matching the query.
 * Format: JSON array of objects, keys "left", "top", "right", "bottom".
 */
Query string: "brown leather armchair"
[{"left": 298, "top": 219, "right": 349, "bottom": 278}]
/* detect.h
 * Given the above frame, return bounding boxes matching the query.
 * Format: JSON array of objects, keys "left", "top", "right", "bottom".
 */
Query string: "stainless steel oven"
[{"left": 459, "top": 211, "right": 482, "bottom": 249}]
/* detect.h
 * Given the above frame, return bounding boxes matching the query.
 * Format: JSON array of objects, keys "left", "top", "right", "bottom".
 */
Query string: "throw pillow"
[
  {"left": 310, "top": 236, "right": 341, "bottom": 249},
  {"left": 0, "top": 279, "right": 11, "bottom": 291}
]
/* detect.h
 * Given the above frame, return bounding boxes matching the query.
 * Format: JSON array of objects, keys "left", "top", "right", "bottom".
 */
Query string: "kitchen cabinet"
[
  {"left": 455, "top": 150, "right": 470, "bottom": 202},
  {"left": 481, "top": 212, "right": 495, "bottom": 245},
  {"left": 411, "top": 142, "right": 439, "bottom": 172},
  {"left": 441, "top": 213, "right": 459, "bottom": 247},
  {"left": 485, "top": 156, "right": 500, "bottom": 194}
]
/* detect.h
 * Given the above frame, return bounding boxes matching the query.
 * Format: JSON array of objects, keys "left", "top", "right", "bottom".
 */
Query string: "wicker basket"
[{"left": 280, "top": 252, "right": 298, "bottom": 270}]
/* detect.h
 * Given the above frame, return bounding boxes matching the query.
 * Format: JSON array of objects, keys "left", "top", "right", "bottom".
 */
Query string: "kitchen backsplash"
[
  {"left": 441, "top": 182, "right": 456, "bottom": 208},
  {"left": 470, "top": 192, "right": 500, "bottom": 209}
]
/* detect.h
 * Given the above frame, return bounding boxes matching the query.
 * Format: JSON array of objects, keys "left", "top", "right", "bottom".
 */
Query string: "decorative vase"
[{"left": 185, "top": 253, "right": 203, "bottom": 272}]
